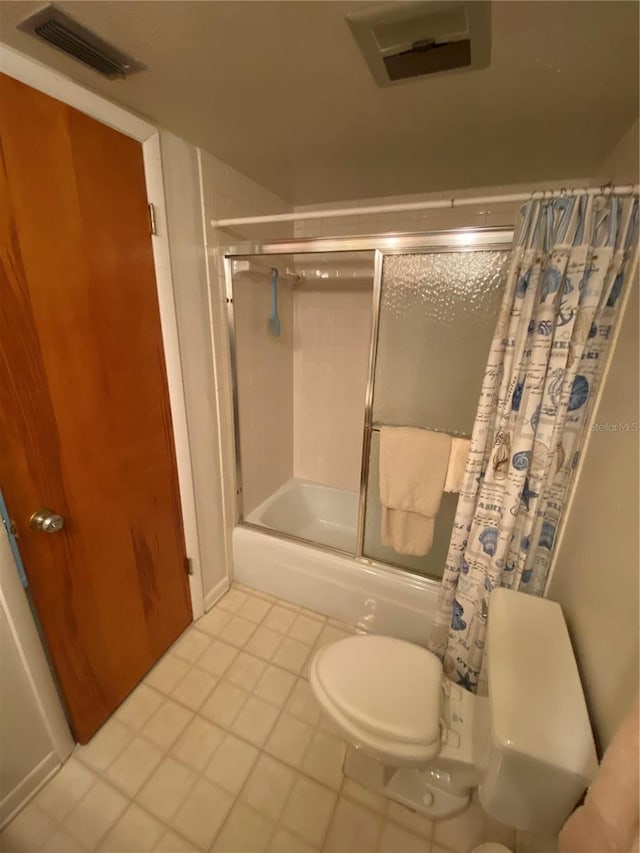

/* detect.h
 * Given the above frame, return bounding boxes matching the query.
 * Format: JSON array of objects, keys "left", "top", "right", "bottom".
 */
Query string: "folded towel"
[
  {"left": 379, "top": 427, "right": 451, "bottom": 556},
  {"left": 381, "top": 508, "right": 435, "bottom": 556},
  {"left": 559, "top": 698, "right": 639, "bottom": 852},
  {"left": 444, "top": 437, "right": 470, "bottom": 493}
]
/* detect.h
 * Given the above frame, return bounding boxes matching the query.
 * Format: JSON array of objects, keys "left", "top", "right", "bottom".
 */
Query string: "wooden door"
[{"left": 0, "top": 73, "right": 192, "bottom": 743}]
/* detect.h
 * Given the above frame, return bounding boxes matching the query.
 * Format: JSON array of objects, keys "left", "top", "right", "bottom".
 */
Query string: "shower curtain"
[{"left": 430, "top": 193, "right": 638, "bottom": 691}]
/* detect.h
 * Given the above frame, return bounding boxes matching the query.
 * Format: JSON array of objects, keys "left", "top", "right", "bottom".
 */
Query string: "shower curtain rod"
[{"left": 212, "top": 184, "right": 639, "bottom": 228}]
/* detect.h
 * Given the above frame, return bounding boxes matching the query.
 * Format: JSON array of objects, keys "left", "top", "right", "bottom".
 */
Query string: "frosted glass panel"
[
  {"left": 364, "top": 250, "right": 508, "bottom": 579},
  {"left": 372, "top": 251, "right": 508, "bottom": 433}
]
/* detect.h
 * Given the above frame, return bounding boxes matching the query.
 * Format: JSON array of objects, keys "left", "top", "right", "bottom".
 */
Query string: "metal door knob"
[{"left": 30, "top": 509, "right": 64, "bottom": 533}]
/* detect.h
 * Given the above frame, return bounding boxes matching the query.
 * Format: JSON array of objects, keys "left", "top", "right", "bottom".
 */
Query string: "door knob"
[{"left": 29, "top": 509, "right": 64, "bottom": 533}]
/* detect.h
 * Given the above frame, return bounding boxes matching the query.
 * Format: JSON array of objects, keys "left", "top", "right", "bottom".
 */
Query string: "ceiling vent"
[
  {"left": 347, "top": 1, "right": 491, "bottom": 87},
  {"left": 17, "top": 4, "right": 147, "bottom": 79}
]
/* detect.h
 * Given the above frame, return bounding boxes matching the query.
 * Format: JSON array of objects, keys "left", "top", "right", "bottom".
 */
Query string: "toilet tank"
[{"left": 478, "top": 588, "right": 598, "bottom": 833}]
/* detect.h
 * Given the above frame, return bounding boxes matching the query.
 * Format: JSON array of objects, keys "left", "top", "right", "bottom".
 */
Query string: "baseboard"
[
  {"left": 0, "top": 752, "right": 60, "bottom": 829},
  {"left": 204, "top": 576, "right": 230, "bottom": 612}
]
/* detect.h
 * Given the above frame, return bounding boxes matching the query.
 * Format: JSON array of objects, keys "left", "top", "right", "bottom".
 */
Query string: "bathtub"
[{"left": 235, "top": 478, "right": 439, "bottom": 645}]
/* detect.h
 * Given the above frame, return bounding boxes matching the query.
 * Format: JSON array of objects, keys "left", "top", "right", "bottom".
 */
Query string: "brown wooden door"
[{"left": 0, "top": 73, "right": 192, "bottom": 743}]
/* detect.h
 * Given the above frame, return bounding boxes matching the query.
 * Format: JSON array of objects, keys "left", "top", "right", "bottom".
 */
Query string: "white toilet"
[{"left": 310, "top": 587, "right": 597, "bottom": 835}]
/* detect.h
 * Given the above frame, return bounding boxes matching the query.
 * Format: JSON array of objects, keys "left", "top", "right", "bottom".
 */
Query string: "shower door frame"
[{"left": 223, "top": 227, "right": 514, "bottom": 583}]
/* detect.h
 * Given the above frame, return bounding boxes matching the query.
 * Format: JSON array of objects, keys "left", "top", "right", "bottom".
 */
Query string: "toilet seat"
[{"left": 310, "top": 635, "right": 443, "bottom": 765}]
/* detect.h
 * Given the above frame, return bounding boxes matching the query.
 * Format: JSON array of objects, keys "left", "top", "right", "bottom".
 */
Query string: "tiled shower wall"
[
  {"left": 293, "top": 276, "right": 372, "bottom": 492},
  {"left": 198, "top": 151, "right": 294, "bottom": 546},
  {"left": 234, "top": 272, "right": 294, "bottom": 515}
]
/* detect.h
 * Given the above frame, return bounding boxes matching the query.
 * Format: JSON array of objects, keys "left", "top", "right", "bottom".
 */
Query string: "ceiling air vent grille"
[
  {"left": 347, "top": 0, "right": 491, "bottom": 87},
  {"left": 17, "top": 4, "right": 146, "bottom": 79}
]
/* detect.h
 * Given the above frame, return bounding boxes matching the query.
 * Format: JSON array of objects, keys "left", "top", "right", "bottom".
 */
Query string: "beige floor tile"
[
  {"left": 324, "top": 798, "right": 383, "bottom": 853},
  {"left": 171, "top": 778, "right": 234, "bottom": 850},
  {"left": 146, "top": 655, "right": 191, "bottom": 695},
  {"left": 116, "top": 684, "right": 164, "bottom": 731},
  {"left": 264, "top": 712, "right": 314, "bottom": 767},
  {"left": 170, "top": 716, "right": 225, "bottom": 772},
  {"left": 377, "top": 822, "right": 430, "bottom": 853},
  {"left": 36, "top": 757, "right": 97, "bottom": 821},
  {"left": 217, "top": 588, "right": 249, "bottom": 613},
  {"left": 200, "top": 681, "right": 249, "bottom": 728},
  {"left": 154, "top": 829, "right": 200, "bottom": 852},
  {"left": 170, "top": 667, "right": 218, "bottom": 711},
  {"left": 285, "top": 679, "right": 322, "bottom": 725},
  {"left": 340, "top": 780, "right": 388, "bottom": 816},
  {"left": 144, "top": 699, "right": 193, "bottom": 749},
  {"left": 314, "top": 626, "right": 353, "bottom": 653},
  {"left": 220, "top": 615, "right": 259, "bottom": 648},
  {"left": 241, "top": 754, "right": 297, "bottom": 821},
  {"left": 386, "top": 802, "right": 433, "bottom": 839},
  {"left": 432, "top": 794, "right": 486, "bottom": 853},
  {"left": 41, "top": 828, "right": 87, "bottom": 852},
  {"left": 231, "top": 694, "right": 280, "bottom": 746},
  {"left": 212, "top": 802, "right": 276, "bottom": 852},
  {"left": 171, "top": 628, "right": 211, "bottom": 663},
  {"left": 281, "top": 775, "right": 337, "bottom": 847},
  {"left": 197, "top": 640, "right": 239, "bottom": 677},
  {"left": 104, "top": 736, "right": 164, "bottom": 797},
  {"left": 245, "top": 626, "right": 284, "bottom": 661},
  {"left": 237, "top": 596, "right": 272, "bottom": 624},
  {"left": 263, "top": 605, "right": 297, "bottom": 634},
  {"left": 196, "top": 607, "right": 232, "bottom": 637},
  {"left": 0, "top": 802, "right": 57, "bottom": 852},
  {"left": 254, "top": 665, "right": 296, "bottom": 707},
  {"left": 277, "top": 600, "right": 301, "bottom": 614},
  {"left": 318, "top": 714, "right": 343, "bottom": 738},
  {"left": 300, "top": 730, "right": 346, "bottom": 790},
  {"left": 272, "top": 637, "right": 311, "bottom": 674},
  {"left": 98, "top": 803, "right": 164, "bottom": 852},
  {"left": 205, "top": 732, "right": 259, "bottom": 794},
  {"left": 299, "top": 608, "right": 326, "bottom": 623},
  {"left": 289, "top": 614, "right": 323, "bottom": 646},
  {"left": 266, "top": 828, "right": 317, "bottom": 853},
  {"left": 225, "top": 651, "right": 267, "bottom": 690},
  {"left": 136, "top": 758, "right": 197, "bottom": 822},
  {"left": 64, "top": 780, "right": 129, "bottom": 850},
  {"left": 75, "top": 718, "right": 133, "bottom": 773}
]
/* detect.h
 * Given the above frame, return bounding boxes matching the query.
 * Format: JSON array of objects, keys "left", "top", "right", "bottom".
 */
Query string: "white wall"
[
  {"left": 548, "top": 276, "right": 639, "bottom": 752},
  {"left": 0, "top": 532, "right": 73, "bottom": 828},
  {"left": 546, "top": 124, "right": 640, "bottom": 752},
  {"left": 160, "top": 131, "right": 229, "bottom": 607}
]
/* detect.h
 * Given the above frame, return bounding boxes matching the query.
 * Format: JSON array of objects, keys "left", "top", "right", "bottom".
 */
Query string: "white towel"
[
  {"left": 379, "top": 427, "right": 451, "bottom": 556},
  {"left": 444, "top": 438, "right": 470, "bottom": 493}
]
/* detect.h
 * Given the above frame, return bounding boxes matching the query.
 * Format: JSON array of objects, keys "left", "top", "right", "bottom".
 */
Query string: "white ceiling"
[{"left": 1, "top": 1, "right": 638, "bottom": 204}]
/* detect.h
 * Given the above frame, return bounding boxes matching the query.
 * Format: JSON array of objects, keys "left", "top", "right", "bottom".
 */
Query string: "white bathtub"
[
  {"left": 247, "top": 479, "right": 358, "bottom": 552},
  {"left": 236, "top": 478, "right": 439, "bottom": 645}
]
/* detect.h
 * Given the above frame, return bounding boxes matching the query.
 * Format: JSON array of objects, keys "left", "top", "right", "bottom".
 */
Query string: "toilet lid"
[{"left": 314, "top": 635, "right": 442, "bottom": 746}]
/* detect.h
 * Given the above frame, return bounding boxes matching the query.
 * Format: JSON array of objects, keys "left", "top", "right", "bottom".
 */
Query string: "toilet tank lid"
[{"left": 487, "top": 589, "right": 598, "bottom": 780}]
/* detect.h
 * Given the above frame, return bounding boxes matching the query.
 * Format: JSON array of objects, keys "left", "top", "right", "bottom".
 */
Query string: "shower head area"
[{"left": 226, "top": 230, "right": 513, "bottom": 601}]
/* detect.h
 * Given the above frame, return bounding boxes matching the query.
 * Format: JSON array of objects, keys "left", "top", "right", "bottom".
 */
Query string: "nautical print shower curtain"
[{"left": 430, "top": 192, "right": 638, "bottom": 691}]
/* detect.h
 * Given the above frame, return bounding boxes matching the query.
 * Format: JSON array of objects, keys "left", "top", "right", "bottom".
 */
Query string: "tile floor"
[{"left": 1, "top": 584, "right": 516, "bottom": 853}]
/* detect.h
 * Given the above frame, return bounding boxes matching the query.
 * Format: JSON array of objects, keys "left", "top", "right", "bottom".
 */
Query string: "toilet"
[{"left": 310, "top": 587, "right": 598, "bottom": 834}]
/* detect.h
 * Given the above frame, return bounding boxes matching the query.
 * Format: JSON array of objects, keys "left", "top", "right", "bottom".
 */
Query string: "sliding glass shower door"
[{"left": 361, "top": 249, "right": 511, "bottom": 579}]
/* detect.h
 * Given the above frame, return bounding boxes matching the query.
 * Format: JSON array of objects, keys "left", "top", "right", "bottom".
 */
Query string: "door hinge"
[
  {"left": 185, "top": 556, "right": 194, "bottom": 576},
  {"left": 148, "top": 203, "right": 157, "bottom": 236}
]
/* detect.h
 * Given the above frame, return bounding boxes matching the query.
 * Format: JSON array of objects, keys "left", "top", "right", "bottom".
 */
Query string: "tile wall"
[
  {"left": 293, "top": 274, "right": 372, "bottom": 492},
  {"left": 197, "top": 151, "right": 294, "bottom": 532},
  {"left": 234, "top": 270, "right": 294, "bottom": 514}
]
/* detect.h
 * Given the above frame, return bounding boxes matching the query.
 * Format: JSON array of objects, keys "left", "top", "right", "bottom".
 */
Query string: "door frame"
[{"left": 0, "top": 43, "right": 206, "bottom": 748}]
